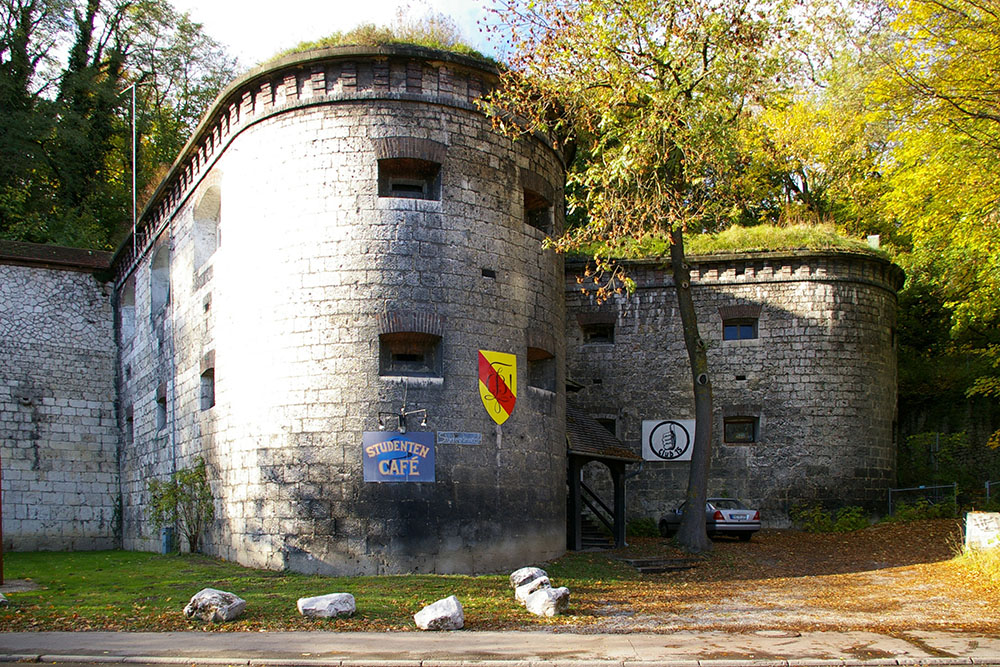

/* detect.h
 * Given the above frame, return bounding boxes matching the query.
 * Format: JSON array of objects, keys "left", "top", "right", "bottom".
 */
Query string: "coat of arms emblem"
[{"left": 478, "top": 349, "right": 516, "bottom": 425}]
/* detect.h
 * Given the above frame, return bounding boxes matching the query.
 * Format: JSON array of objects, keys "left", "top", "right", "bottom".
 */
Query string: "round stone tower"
[
  {"left": 114, "top": 45, "right": 568, "bottom": 574},
  {"left": 565, "top": 250, "right": 903, "bottom": 525}
]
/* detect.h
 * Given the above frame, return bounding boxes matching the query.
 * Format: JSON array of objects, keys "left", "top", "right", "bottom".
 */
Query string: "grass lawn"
[
  {"left": 0, "top": 548, "right": 639, "bottom": 632},
  {"left": 3, "top": 522, "right": 986, "bottom": 634}
]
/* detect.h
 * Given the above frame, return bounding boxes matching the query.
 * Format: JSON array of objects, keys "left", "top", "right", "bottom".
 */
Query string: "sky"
[{"left": 168, "top": 0, "right": 502, "bottom": 68}]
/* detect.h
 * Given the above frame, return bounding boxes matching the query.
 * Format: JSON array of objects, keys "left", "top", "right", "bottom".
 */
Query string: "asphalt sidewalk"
[{"left": 2, "top": 630, "right": 1000, "bottom": 666}]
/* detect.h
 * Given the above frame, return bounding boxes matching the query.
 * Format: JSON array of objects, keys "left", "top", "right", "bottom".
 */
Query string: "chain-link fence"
[{"left": 887, "top": 483, "right": 958, "bottom": 516}]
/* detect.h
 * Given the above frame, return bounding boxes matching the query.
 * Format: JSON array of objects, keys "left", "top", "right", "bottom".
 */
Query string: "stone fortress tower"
[
  {"left": 566, "top": 251, "right": 903, "bottom": 524},
  {"left": 113, "top": 45, "right": 568, "bottom": 574},
  {"left": 0, "top": 46, "right": 904, "bottom": 564}
]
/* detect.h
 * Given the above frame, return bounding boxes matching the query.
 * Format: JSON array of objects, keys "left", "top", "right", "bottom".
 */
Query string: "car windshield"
[{"left": 709, "top": 499, "right": 747, "bottom": 510}]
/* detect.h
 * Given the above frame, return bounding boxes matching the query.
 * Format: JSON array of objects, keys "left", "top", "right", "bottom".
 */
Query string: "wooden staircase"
[{"left": 580, "top": 514, "right": 615, "bottom": 550}]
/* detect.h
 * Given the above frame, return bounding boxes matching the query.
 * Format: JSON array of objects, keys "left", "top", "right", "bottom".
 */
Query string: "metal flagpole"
[
  {"left": 129, "top": 83, "right": 136, "bottom": 256},
  {"left": 120, "top": 83, "right": 137, "bottom": 256}
]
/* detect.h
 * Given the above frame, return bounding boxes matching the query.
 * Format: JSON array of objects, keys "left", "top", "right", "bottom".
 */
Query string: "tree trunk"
[{"left": 669, "top": 225, "right": 714, "bottom": 553}]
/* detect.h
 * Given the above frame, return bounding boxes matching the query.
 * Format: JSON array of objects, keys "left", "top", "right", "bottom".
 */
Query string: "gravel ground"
[{"left": 561, "top": 519, "right": 1000, "bottom": 634}]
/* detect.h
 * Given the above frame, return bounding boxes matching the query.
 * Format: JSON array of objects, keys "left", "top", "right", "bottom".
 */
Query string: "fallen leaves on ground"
[
  {"left": 559, "top": 519, "right": 1000, "bottom": 634},
  {"left": 2, "top": 519, "right": 997, "bottom": 633}
]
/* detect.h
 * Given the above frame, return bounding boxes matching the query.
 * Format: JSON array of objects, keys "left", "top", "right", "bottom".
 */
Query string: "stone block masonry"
[
  {"left": 111, "top": 45, "right": 569, "bottom": 574},
  {"left": 566, "top": 251, "right": 903, "bottom": 526},
  {"left": 0, "top": 46, "right": 905, "bottom": 567},
  {"left": 0, "top": 242, "right": 118, "bottom": 550}
]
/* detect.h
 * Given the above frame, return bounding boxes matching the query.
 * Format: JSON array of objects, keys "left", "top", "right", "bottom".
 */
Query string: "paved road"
[{"left": 2, "top": 629, "right": 1000, "bottom": 666}]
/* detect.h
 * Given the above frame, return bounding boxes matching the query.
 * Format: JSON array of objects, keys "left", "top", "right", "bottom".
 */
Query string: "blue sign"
[
  {"left": 437, "top": 431, "right": 482, "bottom": 445},
  {"left": 362, "top": 431, "right": 435, "bottom": 482}
]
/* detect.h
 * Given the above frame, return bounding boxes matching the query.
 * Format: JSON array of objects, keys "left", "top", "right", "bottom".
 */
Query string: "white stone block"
[
  {"left": 414, "top": 595, "right": 463, "bottom": 631},
  {"left": 297, "top": 593, "right": 355, "bottom": 618}
]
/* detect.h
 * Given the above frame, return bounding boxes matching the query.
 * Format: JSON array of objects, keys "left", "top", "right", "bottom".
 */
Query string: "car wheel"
[
  {"left": 658, "top": 519, "right": 673, "bottom": 538},
  {"left": 738, "top": 532, "right": 753, "bottom": 542}
]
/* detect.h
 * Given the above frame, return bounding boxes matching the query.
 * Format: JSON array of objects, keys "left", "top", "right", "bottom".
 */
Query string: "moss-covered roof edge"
[{"left": 565, "top": 248, "right": 906, "bottom": 291}]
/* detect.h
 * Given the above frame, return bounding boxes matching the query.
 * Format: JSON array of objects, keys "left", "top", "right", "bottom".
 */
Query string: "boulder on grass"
[
  {"left": 414, "top": 595, "right": 464, "bottom": 630},
  {"left": 297, "top": 593, "right": 356, "bottom": 618},
  {"left": 183, "top": 588, "right": 246, "bottom": 623},
  {"left": 509, "top": 566, "right": 547, "bottom": 590},
  {"left": 525, "top": 586, "right": 570, "bottom": 617},
  {"left": 515, "top": 575, "right": 551, "bottom": 604}
]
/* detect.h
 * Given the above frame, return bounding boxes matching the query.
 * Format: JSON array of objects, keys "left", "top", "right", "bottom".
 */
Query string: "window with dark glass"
[
  {"left": 596, "top": 418, "right": 617, "bottom": 436},
  {"left": 378, "top": 158, "right": 441, "bottom": 200},
  {"left": 723, "top": 318, "right": 757, "bottom": 341},
  {"left": 581, "top": 322, "right": 614, "bottom": 344},
  {"left": 524, "top": 188, "right": 551, "bottom": 234},
  {"left": 724, "top": 416, "right": 758, "bottom": 443},
  {"left": 379, "top": 332, "right": 442, "bottom": 377},
  {"left": 527, "top": 346, "right": 555, "bottom": 391}
]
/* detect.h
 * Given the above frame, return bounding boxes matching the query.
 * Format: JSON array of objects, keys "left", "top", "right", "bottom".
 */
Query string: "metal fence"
[
  {"left": 986, "top": 481, "right": 1000, "bottom": 505},
  {"left": 887, "top": 483, "right": 958, "bottom": 516}
]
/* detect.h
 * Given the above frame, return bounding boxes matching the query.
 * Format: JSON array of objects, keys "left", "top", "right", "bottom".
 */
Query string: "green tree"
[
  {"left": 147, "top": 457, "right": 215, "bottom": 553},
  {"left": 747, "top": 58, "right": 892, "bottom": 233},
  {"left": 725, "top": 0, "right": 901, "bottom": 240},
  {"left": 0, "top": 0, "right": 236, "bottom": 249},
  {"left": 871, "top": 0, "right": 1000, "bottom": 446},
  {"left": 487, "top": 0, "right": 792, "bottom": 552},
  {"left": 0, "top": 0, "right": 71, "bottom": 241},
  {"left": 126, "top": 0, "right": 236, "bottom": 198}
]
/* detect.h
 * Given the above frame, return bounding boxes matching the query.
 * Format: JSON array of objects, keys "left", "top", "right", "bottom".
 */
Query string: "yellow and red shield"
[{"left": 478, "top": 349, "right": 516, "bottom": 425}]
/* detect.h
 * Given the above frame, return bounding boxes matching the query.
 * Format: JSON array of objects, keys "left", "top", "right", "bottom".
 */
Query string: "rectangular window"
[
  {"left": 724, "top": 416, "right": 758, "bottom": 444},
  {"left": 378, "top": 158, "right": 441, "bottom": 200},
  {"left": 723, "top": 318, "right": 757, "bottom": 341},
  {"left": 527, "top": 346, "right": 555, "bottom": 392},
  {"left": 155, "top": 396, "right": 167, "bottom": 431},
  {"left": 150, "top": 246, "right": 170, "bottom": 316},
  {"left": 582, "top": 322, "right": 614, "bottom": 345},
  {"left": 379, "top": 332, "right": 442, "bottom": 377},
  {"left": 524, "top": 189, "right": 551, "bottom": 234},
  {"left": 119, "top": 276, "right": 136, "bottom": 342},
  {"left": 125, "top": 406, "right": 134, "bottom": 447},
  {"left": 200, "top": 369, "right": 216, "bottom": 410}
]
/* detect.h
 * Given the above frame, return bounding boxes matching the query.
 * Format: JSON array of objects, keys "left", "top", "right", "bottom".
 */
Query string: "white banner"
[{"left": 641, "top": 419, "right": 696, "bottom": 461}]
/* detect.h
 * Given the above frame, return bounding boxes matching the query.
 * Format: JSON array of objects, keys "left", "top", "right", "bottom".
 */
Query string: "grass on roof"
[
  {"left": 266, "top": 22, "right": 494, "bottom": 66},
  {"left": 572, "top": 224, "right": 881, "bottom": 260}
]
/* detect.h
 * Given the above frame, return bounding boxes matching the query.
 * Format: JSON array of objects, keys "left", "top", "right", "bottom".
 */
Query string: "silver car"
[{"left": 659, "top": 497, "right": 761, "bottom": 541}]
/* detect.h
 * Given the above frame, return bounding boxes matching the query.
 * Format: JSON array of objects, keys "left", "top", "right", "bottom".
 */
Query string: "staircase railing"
[{"left": 581, "top": 481, "right": 614, "bottom": 535}]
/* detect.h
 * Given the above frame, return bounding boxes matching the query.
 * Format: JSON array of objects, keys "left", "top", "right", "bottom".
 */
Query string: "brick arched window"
[
  {"left": 377, "top": 311, "right": 445, "bottom": 378},
  {"left": 374, "top": 138, "right": 446, "bottom": 201}
]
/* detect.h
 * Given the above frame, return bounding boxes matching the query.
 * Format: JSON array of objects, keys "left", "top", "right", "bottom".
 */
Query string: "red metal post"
[{"left": 1, "top": 448, "right": 5, "bottom": 585}]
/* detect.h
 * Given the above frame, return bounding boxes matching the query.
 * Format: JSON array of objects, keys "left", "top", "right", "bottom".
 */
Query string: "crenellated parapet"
[
  {"left": 112, "top": 45, "right": 508, "bottom": 284},
  {"left": 568, "top": 250, "right": 904, "bottom": 295}
]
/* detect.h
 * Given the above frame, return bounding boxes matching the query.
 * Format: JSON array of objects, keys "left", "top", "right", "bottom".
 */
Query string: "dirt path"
[{"left": 569, "top": 519, "right": 1000, "bottom": 634}]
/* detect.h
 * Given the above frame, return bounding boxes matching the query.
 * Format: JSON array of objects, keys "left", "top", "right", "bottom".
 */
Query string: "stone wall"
[
  {"left": 0, "top": 48, "right": 904, "bottom": 562},
  {"left": 0, "top": 242, "right": 118, "bottom": 550},
  {"left": 114, "top": 46, "right": 568, "bottom": 574},
  {"left": 567, "top": 252, "right": 903, "bottom": 525}
]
